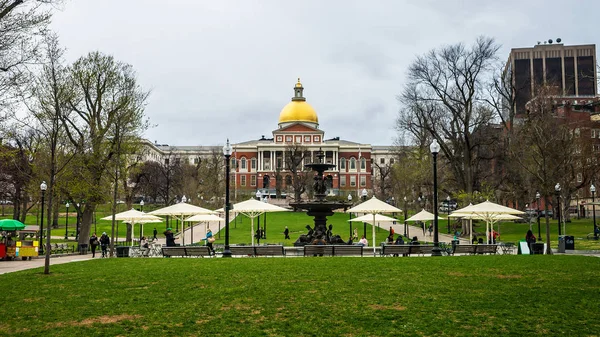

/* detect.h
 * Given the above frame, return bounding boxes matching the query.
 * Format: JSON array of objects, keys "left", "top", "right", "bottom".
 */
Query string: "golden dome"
[{"left": 278, "top": 101, "right": 319, "bottom": 124}]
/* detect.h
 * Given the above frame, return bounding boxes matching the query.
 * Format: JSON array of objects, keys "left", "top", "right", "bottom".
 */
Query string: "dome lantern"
[{"left": 292, "top": 78, "right": 305, "bottom": 102}]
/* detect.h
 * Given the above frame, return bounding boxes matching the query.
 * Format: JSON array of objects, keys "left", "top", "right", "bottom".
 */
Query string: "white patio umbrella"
[
  {"left": 405, "top": 209, "right": 445, "bottom": 236},
  {"left": 452, "top": 201, "right": 524, "bottom": 243},
  {"left": 101, "top": 209, "right": 163, "bottom": 245},
  {"left": 231, "top": 198, "right": 288, "bottom": 246},
  {"left": 450, "top": 212, "right": 522, "bottom": 242},
  {"left": 346, "top": 196, "right": 402, "bottom": 256},
  {"left": 348, "top": 214, "right": 398, "bottom": 238},
  {"left": 184, "top": 214, "right": 226, "bottom": 244},
  {"left": 122, "top": 218, "right": 162, "bottom": 242},
  {"left": 149, "top": 202, "right": 215, "bottom": 246}
]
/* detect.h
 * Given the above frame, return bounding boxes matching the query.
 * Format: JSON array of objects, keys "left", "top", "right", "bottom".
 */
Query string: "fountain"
[{"left": 291, "top": 148, "right": 352, "bottom": 246}]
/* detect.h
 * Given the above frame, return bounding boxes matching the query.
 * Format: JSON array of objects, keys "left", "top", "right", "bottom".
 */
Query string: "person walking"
[
  {"left": 203, "top": 229, "right": 216, "bottom": 256},
  {"left": 99, "top": 232, "right": 110, "bottom": 258},
  {"left": 428, "top": 223, "right": 433, "bottom": 237},
  {"left": 284, "top": 226, "right": 290, "bottom": 240},
  {"left": 525, "top": 229, "right": 536, "bottom": 254},
  {"left": 164, "top": 228, "right": 175, "bottom": 247},
  {"left": 153, "top": 228, "right": 158, "bottom": 241},
  {"left": 89, "top": 233, "right": 99, "bottom": 258}
]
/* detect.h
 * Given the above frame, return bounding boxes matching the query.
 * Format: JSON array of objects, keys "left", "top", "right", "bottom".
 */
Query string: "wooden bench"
[
  {"left": 476, "top": 244, "right": 498, "bottom": 255},
  {"left": 452, "top": 245, "right": 478, "bottom": 255},
  {"left": 418, "top": 245, "right": 435, "bottom": 255},
  {"left": 162, "top": 247, "right": 186, "bottom": 257},
  {"left": 185, "top": 246, "right": 212, "bottom": 257},
  {"left": 303, "top": 245, "right": 333, "bottom": 257},
  {"left": 381, "top": 245, "right": 412, "bottom": 256},
  {"left": 330, "top": 245, "right": 363, "bottom": 256},
  {"left": 254, "top": 245, "right": 285, "bottom": 257},
  {"left": 229, "top": 246, "right": 257, "bottom": 257}
]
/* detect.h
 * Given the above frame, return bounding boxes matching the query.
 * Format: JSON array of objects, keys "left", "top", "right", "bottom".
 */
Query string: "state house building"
[{"left": 142, "top": 79, "right": 395, "bottom": 199}]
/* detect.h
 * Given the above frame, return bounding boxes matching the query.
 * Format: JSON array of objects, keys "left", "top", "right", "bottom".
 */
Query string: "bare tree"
[
  {"left": 284, "top": 143, "right": 311, "bottom": 203},
  {"left": 397, "top": 36, "right": 500, "bottom": 196}
]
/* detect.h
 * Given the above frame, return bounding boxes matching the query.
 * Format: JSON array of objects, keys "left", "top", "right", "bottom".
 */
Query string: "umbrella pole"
[
  {"left": 372, "top": 214, "right": 376, "bottom": 256},
  {"left": 469, "top": 219, "right": 472, "bottom": 243},
  {"left": 251, "top": 217, "right": 255, "bottom": 246}
]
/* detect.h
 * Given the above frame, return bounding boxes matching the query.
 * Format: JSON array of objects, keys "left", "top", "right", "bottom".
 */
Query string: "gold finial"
[{"left": 295, "top": 78, "right": 302, "bottom": 88}]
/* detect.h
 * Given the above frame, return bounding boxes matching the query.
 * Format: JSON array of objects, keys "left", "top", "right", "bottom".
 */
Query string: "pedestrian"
[
  {"left": 428, "top": 223, "right": 433, "bottom": 237},
  {"left": 284, "top": 226, "right": 290, "bottom": 240},
  {"left": 389, "top": 226, "right": 395, "bottom": 236},
  {"left": 203, "top": 229, "right": 216, "bottom": 256},
  {"left": 89, "top": 233, "right": 99, "bottom": 258},
  {"left": 99, "top": 232, "right": 110, "bottom": 258},
  {"left": 525, "top": 229, "right": 536, "bottom": 253},
  {"left": 352, "top": 228, "right": 358, "bottom": 240},
  {"left": 140, "top": 236, "right": 150, "bottom": 257},
  {"left": 164, "top": 228, "right": 175, "bottom": 247},
  {"left": 386, "top": 232, "right": 394, "bottom": 243},
  {"left": 153, "top": 227, "right": 158, "bottom": 241}
]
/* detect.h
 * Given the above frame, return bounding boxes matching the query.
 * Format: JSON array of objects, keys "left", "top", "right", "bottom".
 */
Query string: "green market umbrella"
[{"left": 0, "top": 219, "right": 26, "bottom": 231}]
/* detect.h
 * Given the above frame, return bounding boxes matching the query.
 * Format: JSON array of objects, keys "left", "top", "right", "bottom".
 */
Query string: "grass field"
[
  {"left": 4, "top": 204, "right": 600, "bottom": 250},
  {"left": 1, "top": 255, "right": 599, "bottom": 336}
]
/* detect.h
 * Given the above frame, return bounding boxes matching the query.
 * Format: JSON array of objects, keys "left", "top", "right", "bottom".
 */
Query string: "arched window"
[
  {"left": 350, "top": 157, "right": 356, "bottom": 170},
  {"left": 241, "top": 158, "right": 247, "bottom": 170},
  {"left": 251, "top": 157, "right": 256, "bottom": 170},
  {"left": 340, "top": 158, "right": 346, "bottom": 170},
  {"left": 360, "top": 157, "right": 366, "bottom": 170}
]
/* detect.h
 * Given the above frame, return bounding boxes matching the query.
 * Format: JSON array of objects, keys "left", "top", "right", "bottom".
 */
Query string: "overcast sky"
[{"left": 49, "top": 0, "right": 598, "bottom": 147}]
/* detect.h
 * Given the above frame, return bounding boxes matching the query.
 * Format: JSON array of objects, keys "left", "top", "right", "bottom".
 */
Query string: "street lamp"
[
  {"left": 535, "top": 191, "right": 541, "bottom": 240},
  {"left": 348, "top": 194, "right": 353, "bottom": 238},
  {"left": 39, "top": 181, "right": 47, "bottom": 255},
  {"left": 361, "top": 189, "right": 368, "bottom": 237},
  {"left": 446, "top": 195, "right": 451, "bottom": 234},
  {"left": 140, "top": 200, "right": 144, "bottom": 212},
  {"left": 430, "top": 139, "right": 442, "bottom": 256},
  {"left": 403, "top": 196, "right": 408, "bottom": 237},
  {"left": 222, "top": 139, "right": 232, "bottom": 257},
  {"left": 139, "top": 200, "right": 145, "bottom": 240},
  {"left": 64, "top": 202, "right": 70, "bottom": 239},
  {"left": 76, "top": 203, "right": 80, "bottom": 241},
  {"left": 591, "top": 184, "right": 597, "bottom": 239},
  {"left": 555, "top": 183, "right": 562, "bottom": 236}
]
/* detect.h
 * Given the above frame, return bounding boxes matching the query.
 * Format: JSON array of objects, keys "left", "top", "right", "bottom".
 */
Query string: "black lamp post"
[
  {"left": 140, "top": 200, "right": 145, "bottom": 240},
  {"left": 64, "top": 202, "right": 69, "bottom": 239},
  {"left": 222, "top": 139, "right": 232, "bottom": 257},
  {"left": 76, "top": 203, "right": 80, "bottom": 241},
  {"left": 591, "top": 184, "right": 597, "bottom": 239},
  {"left": 555, "top": 183, "right": 561, "bottom": 236},
  {"left": 348, "top": 194, "right": 353, "bottom": 238},
  {"left": 403, "top": 196, "right": 408, "bottom": 236},
  {"left": 41, "top": 181, "right": 52, "bottom": 274},
  {"left": 446, "top": 195, "right": 451, "bottom": 234},
  {"left": 361, "top": 189, "right": 368, "bottom": 238},
  {"left": 535, "top": 192, "right": 541, "bottom": 240},
  {"left": 430, "top": 140, "right": 442, "bottom": 256},
  {"left": 39, "top": 181, "right": 47, "bottom": 254}
]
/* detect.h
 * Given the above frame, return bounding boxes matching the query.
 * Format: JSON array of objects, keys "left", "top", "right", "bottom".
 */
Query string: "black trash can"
[
  {"left": 78, "top": 243, "right": 88, "bottom": 255},
  {"left": 116, "top": 246, "right": 130, "bottom": 257},
  {"left": 564, "top": 235, "right": 575, "bottom": 250},
  {"left": 532, "top": 243, "right": 544, "bottom": 254}
]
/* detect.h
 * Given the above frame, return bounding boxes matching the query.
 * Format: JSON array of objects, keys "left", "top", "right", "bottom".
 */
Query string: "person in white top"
[
  {"left": 358, "top": 236, "right": 368, "bottom": 246},
  {"left": 140, "top": 236, "right": 149, "bottom": 257}
]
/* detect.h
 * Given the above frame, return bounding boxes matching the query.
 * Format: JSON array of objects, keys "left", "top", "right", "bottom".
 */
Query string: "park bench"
[
  {"left": 452, "top": 245, "right": 478, "bottom": 255},
  {"left": 229, "top": 246, "right": 257, "bottom": 257},
  {"left": 418, "top": 245, "right": 435, "bottom": 255},
  {"left": 162, "top": 247, "right": 186, "bottom": 257},
  {"left": 329, "top": 245, "right": 363, "bottom": 256},
  {"left": 303, "top": 245, "right": 334, "bottom": 257},
  {"left": 476, "top": 244, "right": 498, "bottom": 255},
  {"left": 254, "top": 245, "right": 285, "bottom": 257},
  {"left": 381, "top": 245, "right": 411, "bottom": 256},
  {"left": 185, "top": 246, "right": 212, "bottom": 258}
]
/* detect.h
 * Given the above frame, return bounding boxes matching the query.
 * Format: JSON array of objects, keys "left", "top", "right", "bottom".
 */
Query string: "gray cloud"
[{"left": 49, "top": 0, "right": 598, "bottom": 146}]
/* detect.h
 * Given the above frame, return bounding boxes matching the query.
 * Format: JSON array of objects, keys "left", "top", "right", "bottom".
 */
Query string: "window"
[
  {"left": 295, "top": 136, "right": 302, "bottom": 143},
  {"left": 241, "top": 175, "right": 246, "bottom": 186},
  {"left": 314, "top": 136, "right": 320, "bottom": 142},
  {"left": 241, "top": 158, "right": 247, "bottom": 170},
  {"left": 276, "top": 136, "right": 283, "bottom": 142},
  {"left": 360, "top": 158, "right": 366, "bottom": 170},
  {"left": 340, "top": 176, "right": 346, "bottom": 187},
  {"left": 350, "top": 175, "right": 356, "bottom": 187},
  {"left": 360, "top": 175, "right": 366, "bottom": 187},
  {"left": 350, "top": 158, "right": 356, "bottom": 170},
  {"left": 175, "top": 158, "right": 181, "bottom": 165},
  {"left": 164, "top": 158, "right": 169, "bottom": 165},
  {"left": 231, "top": 158, "right": 237, "bottom": 168},
  {"left": 577, "top": 173, "right": 583, "bottom": 183},
  {"left": 277, "top": 158, "right": 283, "bottom": 169},
  {"left": 390, "top": 158, "right": 395, "bottom": 164},
  {"left": 251, "top": 158, "right": 256, "bottom": 170},
  {"left": 194, "top": 158, "right": 199, "bottom": 164},
  {"left": 304, "top": 136, "right": 311, "bottom": 142},
  {"left": 340, "top": 158, "right": 346, "bottom": 170},
  {"left": 285, "top": 136, "right": 292, "bottom": 142},
  {"left": 594, "top": 144, "right": 600, "bottom": 152},
  {"left": 251, "top": 175, "right": 256, "bottom": 187},
  {"left": 380, "top": 158, "right": 385, "bottom": 165}
]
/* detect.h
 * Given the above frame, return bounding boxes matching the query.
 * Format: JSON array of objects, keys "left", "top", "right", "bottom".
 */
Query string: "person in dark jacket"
[
  {"left": 89, "top": 233, "right": 99, "bottom": 258},
  {"left": 99, "top": 232, "right": 110, "bottom": 258},
  {"left": 153, "top": 228, "right": 158, "bottom": 241},
  {"left": 164, "top": 228, "right": 175, "bottom": 247},
  {"left": 284, "top": 226, "right": 290, "bottom": 240}
]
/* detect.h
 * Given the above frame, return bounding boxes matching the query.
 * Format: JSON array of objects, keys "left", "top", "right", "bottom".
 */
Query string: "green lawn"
[{"left": 1, "top": 256, "right": 599, "bottom": 336}]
